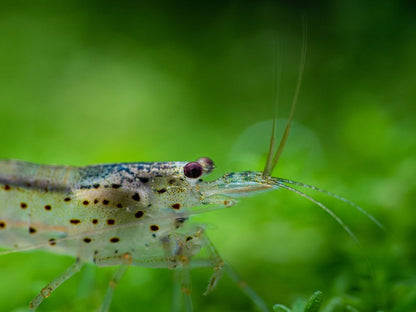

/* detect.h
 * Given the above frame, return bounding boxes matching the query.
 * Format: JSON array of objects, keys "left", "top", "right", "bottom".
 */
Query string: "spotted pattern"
[
  {"left": 132, "top": 193, "right": 140, "bottom": 201},
  {"left": 171, "top": 203, "right": 181, "bottom": 210},
  {"left": 0, "top": 160, "right": 205, "bottom": 272},
  {"left": 150, "top": 225, "right": 159, "bottom": 231}
]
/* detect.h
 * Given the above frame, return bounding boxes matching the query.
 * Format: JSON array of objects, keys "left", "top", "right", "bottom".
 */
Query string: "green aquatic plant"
[
  {"left": 273, "top": 291, "right": 323, "bottom": 312},
  {"left": 273, "top": 291, "right": 367, "bottom": 312}
]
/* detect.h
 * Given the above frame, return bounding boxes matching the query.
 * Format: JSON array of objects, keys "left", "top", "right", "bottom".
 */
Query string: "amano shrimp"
[
  {"left": 0, "top": 30, "right": 382, "bottom": 312},
  {"left": 0, "top": 158, "right": 382, "bottom": 311}
]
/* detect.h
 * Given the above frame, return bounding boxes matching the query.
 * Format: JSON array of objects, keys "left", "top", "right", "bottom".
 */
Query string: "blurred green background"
[{"left": 0, "top": 1, "right": 415, "bottom": 311}]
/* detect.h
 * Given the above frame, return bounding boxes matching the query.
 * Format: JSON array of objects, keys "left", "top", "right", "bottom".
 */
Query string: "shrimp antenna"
[
  {"left": 277, "top": 181, "right": 360, "bottom": 244},
  {"left": 263, "top": 32, "right": 281, "bottom": 177},
  {"left": 277, "top": 177, "right": 385, "bottom": 230},
  {"left": 263, "top": 17, "right": 307, "bottom": 177}
]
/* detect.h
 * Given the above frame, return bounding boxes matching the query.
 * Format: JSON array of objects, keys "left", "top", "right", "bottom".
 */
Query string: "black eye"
[
  {"left": 183, "top": 162, "right": 203, "bottom": 179},
  {"left": 197, "top": 157, "right": 215, "bottom": 173}
]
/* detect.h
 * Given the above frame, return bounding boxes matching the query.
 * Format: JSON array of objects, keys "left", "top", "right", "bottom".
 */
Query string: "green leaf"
[
  {"left": 304, "top": 291, "right": 323, "bottom": 312},
  {"left": 273, "top": 304, "right": 292, "bottom": 312}
]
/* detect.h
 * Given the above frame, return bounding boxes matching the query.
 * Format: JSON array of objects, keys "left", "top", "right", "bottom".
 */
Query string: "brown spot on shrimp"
[
  {"left": 150, "top": 225, "right": 159, "bottom": 231},
  {"left": 171, "top": 203, "right": 181, "bottom": 210}
]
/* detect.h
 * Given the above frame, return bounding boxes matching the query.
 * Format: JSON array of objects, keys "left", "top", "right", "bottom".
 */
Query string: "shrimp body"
[
  {"left": 0, "top": 159, "right": 216, "bottom": 268},
  {"left": 0, "top": 157, "right": 286, "bottom": 311},
  {"left": 1, "top": 155, "right": 380, "bottom": 312}
]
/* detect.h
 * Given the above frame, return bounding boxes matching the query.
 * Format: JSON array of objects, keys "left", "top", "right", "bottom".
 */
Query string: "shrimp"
[
  {"left": 0, "top": 159, "right": 382, "bottom": 311},
  {"left": 0, "top": 27, "right": 382, "bottom": 312}
]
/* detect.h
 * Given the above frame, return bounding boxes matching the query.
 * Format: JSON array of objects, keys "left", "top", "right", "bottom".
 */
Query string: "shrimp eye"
[
  {"left": 183, "top": 162, "right": 203, "bottom": 179},
  {"left": 197, "top": 157, "right": 215, "bottom": 173}
]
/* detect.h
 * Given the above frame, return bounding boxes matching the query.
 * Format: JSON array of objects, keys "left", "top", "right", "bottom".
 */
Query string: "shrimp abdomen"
[{"left": 0, "top": 160, "right": 78, "bottom": 251}]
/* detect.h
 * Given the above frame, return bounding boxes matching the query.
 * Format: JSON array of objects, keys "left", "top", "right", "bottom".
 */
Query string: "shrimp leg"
[
  {"left": 160, "top": 232, "right": 193, "bottom": 312},
  {"left": 198, "top": 230, "right": 224, "bottom": 296},
  {"left": 199, "top": 231, "right": 269, "bottom": 312},
  {"left": 100, "top": 253, "right": 133, "bottom": 312},
  {"left": 224, "top": 264, "right": 269, "bottom": 312},
  {"left": 177, "top": 263, "right": 193, "bottom": 312},
  {"left": 171, "top": 269, "right": 183, "bottom": 312},
  {"left": 29, "top": 257, "right": 84, "bottom": 311},
  {"left": 95, "top": 253, "right": 184, "bottom": 311}
]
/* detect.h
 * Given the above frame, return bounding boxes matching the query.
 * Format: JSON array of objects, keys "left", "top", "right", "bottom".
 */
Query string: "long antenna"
[
  {"left": 263, "top": 36, "right": 281, "bottom": 177},
  {"left": 263, "top": 17, "right": 308, "bottom": 176},
  {"left": 277, "top": 182, "right": 360, "bottom": 244}
]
